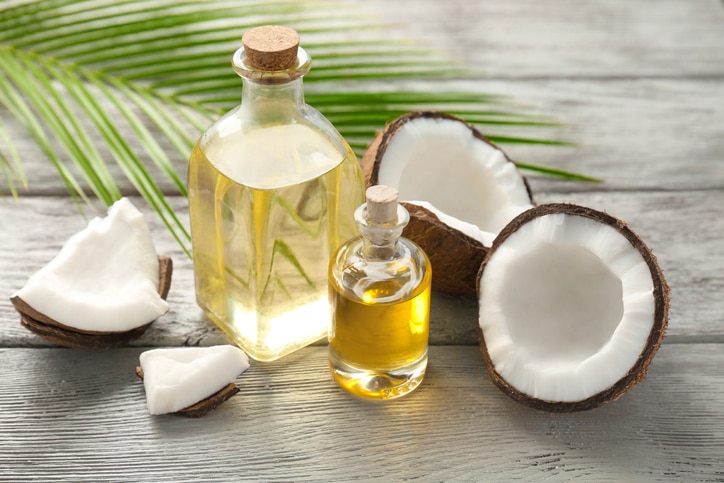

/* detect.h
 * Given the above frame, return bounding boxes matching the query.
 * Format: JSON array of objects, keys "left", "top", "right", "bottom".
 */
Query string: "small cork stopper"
[
  {"left": 366, "top": 185, "right": 399, "bottom": 224},
  {"left": 242, "top": 25, "right": 300, "bottom": 71}
]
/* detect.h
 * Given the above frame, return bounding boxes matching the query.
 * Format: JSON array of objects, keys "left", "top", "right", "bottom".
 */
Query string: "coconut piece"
[
  {"left": 477, "top": 203, "right": 669, "bottom": 412},
  {"left": 362, "top": 111, "right": 533, "bottom": 294},
  {"left": 135, "top": 367, "right": 239, "bottom": 418},
  {"left": 137, "top": 345, "right": 251, "bottom": 416},
  {"left": 14, "top": 256, "right": 172, "bottom": 349},
  {"left": 10, "top": 198, "right": 171, "bottom": 348}
]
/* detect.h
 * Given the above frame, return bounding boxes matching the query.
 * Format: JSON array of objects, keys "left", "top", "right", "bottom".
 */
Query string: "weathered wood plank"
[
  {"left": 0, "top": 195, "right": 480, "bottom": 348},
  {"left": 4, "top": 2, "right": 724, "bottom": 195},
  {"left": 477, "top": 78, "right": 724, "bottom": 193},
  {"left": 6, "top": 77, "right": 723, "bottom": 197},
  {"left": 359, "top": 0, "right": 724, "bottom": 78},
  {"left": 1, "top": 191, "right": 722, "bottom": 347},
  {"left": 1, "top": 344, "right": 722, "bottom": 481},
  {"left": 3, "top": 1, "right": 724, "bottom": 194}
]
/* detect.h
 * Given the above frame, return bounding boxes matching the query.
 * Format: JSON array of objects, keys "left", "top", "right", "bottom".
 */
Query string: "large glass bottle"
[
  {"left": 329, "top": 185, "right": 432, "bottom": 400},
  {"left": 188, "top": 26, "right": 364, "bottom": 361}
]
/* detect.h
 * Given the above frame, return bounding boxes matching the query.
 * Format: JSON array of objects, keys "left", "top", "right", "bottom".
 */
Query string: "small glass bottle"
[
  {"left": 329, "top": 185, "right": 432, "bottom": 400},
  {"left": 187, "top": 26, "right": 364, "bottom": 361}
]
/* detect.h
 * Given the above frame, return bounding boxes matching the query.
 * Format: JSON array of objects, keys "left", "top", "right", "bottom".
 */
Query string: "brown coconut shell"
[
  {"left": 361, "top": 111, "right": 534, "bottom": 295},
  {"left": 11, "top": 256, "right": 173, "bottom": 350},
  {"left": 135, "top": 366, "right": 240, "bottom": 418},
  {"left": 477, "top": 203, "right": 670, "bottom": 412},
  {"left": 402, "top": 203, "right": 487, "bottom": 295}
]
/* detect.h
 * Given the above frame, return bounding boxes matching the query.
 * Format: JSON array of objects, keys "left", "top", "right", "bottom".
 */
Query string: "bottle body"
[
  {"left": 188, "top": 33, "right": 364, "bottom": 362},
  {"left": 328, "top": 201, "right": 431, "bottom": 400}
]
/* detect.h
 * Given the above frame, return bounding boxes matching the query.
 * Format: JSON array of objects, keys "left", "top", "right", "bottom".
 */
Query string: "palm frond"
[
  {"left": 0, "top": 49, "right": 91, "bottom": 204},
  {"left": 0, "top": 0, "right": 583, "bottom": 254},
  {"left": 0, "top": 117, "right": 26, "bottom": 197}
]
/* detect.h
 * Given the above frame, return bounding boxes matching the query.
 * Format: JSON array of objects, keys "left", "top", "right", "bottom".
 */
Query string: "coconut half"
[
  {"left": 10, "top": 198, "right": 172, "bottom": 348},
  {"left": 477, "top": 204, "right": 669, "bottom": 412},
  {"left": 362, "top": 111, "right": 534, "bottom": 294}
]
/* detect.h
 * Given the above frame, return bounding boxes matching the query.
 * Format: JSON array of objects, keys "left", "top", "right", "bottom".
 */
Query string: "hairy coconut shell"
[
  {"left": 11, "top": 256, "right": 173, "bottom": 349},
  {"left": 362, "top": 111, "right": 534, "bottom": 295},
  {"left": 135, "top": 366, "right": 240, "bottom": 418},
  {"left": 477, "top": 204, "right": 669, "bottom": 412}
]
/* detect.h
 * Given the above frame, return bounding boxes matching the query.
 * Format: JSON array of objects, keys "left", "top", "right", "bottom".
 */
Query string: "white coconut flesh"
[
  {"left": 13, "top": 198, "right": 169, "bottom": 332},
  {"left": 479, "top": 213, "right": 656, "bottom": 403},
  {"left": 375, "top": 116, "right": 533, "bottom": 245},
  {"left": 139, "top": 345, "right": 250, "bottom": 415}
]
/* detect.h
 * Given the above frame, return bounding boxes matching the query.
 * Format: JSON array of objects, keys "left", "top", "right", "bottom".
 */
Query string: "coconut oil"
[
  {"left": 329, "top": 186, "right": 431, "bottom": 399},
  {"left": 188, "top": 26, "right": 364, "bottom": 361}
]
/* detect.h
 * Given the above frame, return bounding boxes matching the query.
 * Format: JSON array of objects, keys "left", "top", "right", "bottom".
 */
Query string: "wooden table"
[{"left": 2, "top": 1, "right": 723, "bottom": 480}]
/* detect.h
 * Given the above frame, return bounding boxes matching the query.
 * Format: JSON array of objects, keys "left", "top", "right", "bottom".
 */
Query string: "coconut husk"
[
  {"left": 477, "top": 203, "right": 670, "bottom": 412},
  {"left": 362, "top": 111, "right": 533, "bottom": 295},
  {"left": 135, "top": 366, "right": 240, "bottom": 418},
  {"left": 402, "top": 202, "right": 487, "bottom": 295},
  {"left": 11, "top": 256, "right": 173, "bottom": 349}
]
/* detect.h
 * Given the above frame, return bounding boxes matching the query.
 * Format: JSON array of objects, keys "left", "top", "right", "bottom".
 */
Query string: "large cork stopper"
[
  {"left": 366, "top": 185, "right": 399, "bottom": 224},
  {"left": 242, "top": 25, "right": 300, "bottom": 71}
]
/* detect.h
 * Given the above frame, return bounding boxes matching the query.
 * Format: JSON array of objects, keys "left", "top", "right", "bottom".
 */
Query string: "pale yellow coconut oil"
[{"left": 188, "top": 122, "right": 363, "bottom": 361}]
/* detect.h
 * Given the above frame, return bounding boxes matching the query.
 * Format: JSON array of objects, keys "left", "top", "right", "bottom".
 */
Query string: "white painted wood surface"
[{"left": 1, "top": 0, "right": 724, "bottom": 480}]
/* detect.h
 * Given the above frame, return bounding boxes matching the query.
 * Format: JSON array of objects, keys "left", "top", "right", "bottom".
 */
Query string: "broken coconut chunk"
[
  {"left": 10, "top": 198, "right": 171, "bottom": 348},
  {"left": 362, "top": 111, "right": 534, "bottom": 294},
  {"left": 137, "top": 345, "right": 250, "bottom": 416},
  {"left": 477, "top": 204, "right": 669, "bottom": 412}
]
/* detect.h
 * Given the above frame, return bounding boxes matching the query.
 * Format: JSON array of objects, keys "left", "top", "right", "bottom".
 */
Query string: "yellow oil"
[
  {"left": 188, "top": 123, "right": 363, "bottom": 361},
  {"left": 329, "top": 268, "right": 431, "bottom": 399}
]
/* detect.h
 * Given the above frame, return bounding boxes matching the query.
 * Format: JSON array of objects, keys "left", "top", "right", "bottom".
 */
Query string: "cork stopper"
[
  {"left": 242, "top": 25, "right": 300, "bottom": 71},
  {"left": 365, "top": 185, "right": 399, "bottom": 224}
]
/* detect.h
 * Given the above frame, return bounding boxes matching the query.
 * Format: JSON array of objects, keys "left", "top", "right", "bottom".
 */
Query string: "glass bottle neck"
[
  {"left": 356, "top": 203, "right": 410, "bottom": 260},
  {"left": 240, "top": 79, "right": 304, "bottom": 123},
  {"left": 242, "top": 79, "right": 304, "bottom": 104},
  {"left": 232, "top": 43, "right": 311, "bottom": 124},
  {"left": 362, "top": 231, "right": 400, "bottom": 260}
]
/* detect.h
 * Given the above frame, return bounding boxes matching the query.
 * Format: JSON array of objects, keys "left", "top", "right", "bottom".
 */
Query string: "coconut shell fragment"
[
  {"left": 11, "top": 198, "right": 172, "bottom": 348},
  {"left": 362, "top": 111, "right": 534, "bottom": 294},
  {"left": 135, "top": 366, "right": 239, "bottom": 418},
  {"left": 12, "top": 256, "right": 173, "bottom": 350},
  {"left": 402, "top": 203, "right": 487, "bottom": 295},
  {"left": 137, "top": 345, "right": 250, "bottom": 416},
  {"left": 477, "top": 203, "right": 669, "bottom": 412}
]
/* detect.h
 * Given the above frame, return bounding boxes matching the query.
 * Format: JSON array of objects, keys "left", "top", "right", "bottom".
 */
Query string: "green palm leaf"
[
  {"left": 0, "top": 117, "right": 26, "bottom": 197},
  {"left": 0, "top": 0, "right": 588, "bottom": 255}
]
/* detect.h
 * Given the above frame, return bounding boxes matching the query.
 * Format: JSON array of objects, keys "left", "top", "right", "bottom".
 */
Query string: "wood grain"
[
  {"left": 7, "top": 78, "right": 724, "bottom": 195},
  {"left": 0, "top": 345, "right": 722, "bottom": 481},
  {"left": 1, "top": 0, "right": 723, "bottom": 480},
  {"left": 2, "top": 190, "right": 721, "bottom": 346},
  {"left": 360, "top": 0, "right": 724, "bottom": 78}
]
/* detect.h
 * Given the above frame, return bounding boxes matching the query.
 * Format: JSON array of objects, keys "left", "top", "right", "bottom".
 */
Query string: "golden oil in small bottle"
[{"left": 329, "top": 185, "right": 431, "bottom": 399}]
